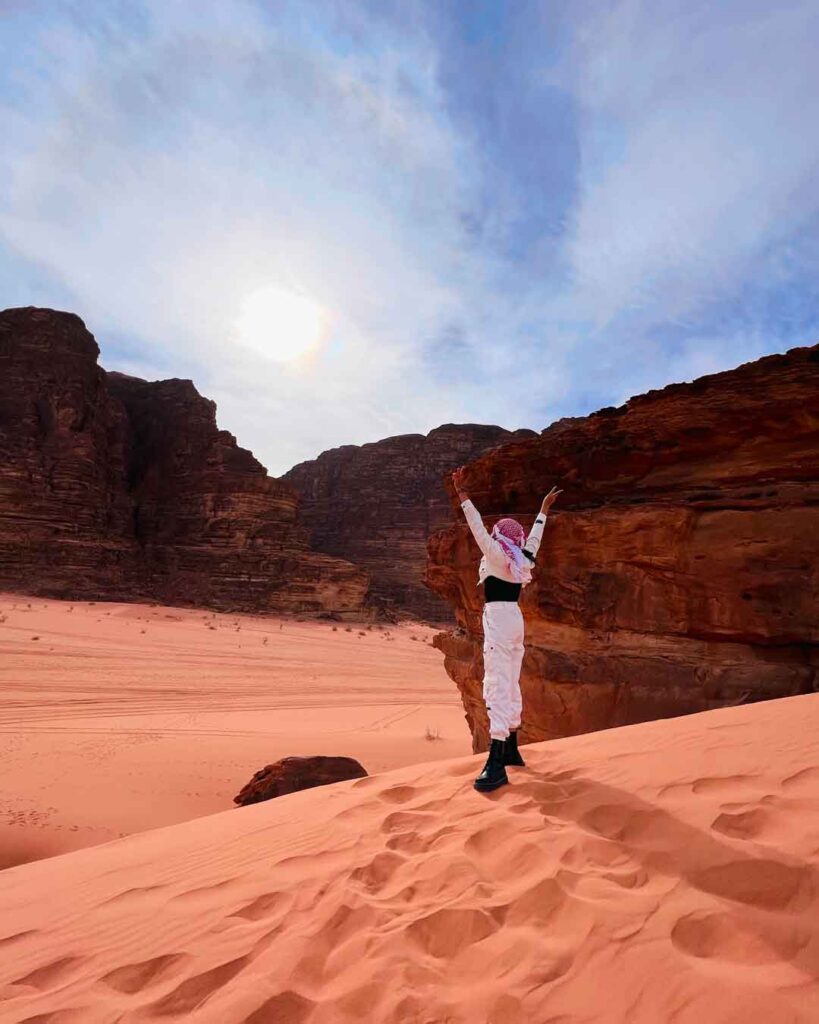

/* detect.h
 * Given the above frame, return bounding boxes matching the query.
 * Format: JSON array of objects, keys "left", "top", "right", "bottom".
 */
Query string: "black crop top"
[{"left": 483, "top": 575, "right": 522, "bottom": 602}]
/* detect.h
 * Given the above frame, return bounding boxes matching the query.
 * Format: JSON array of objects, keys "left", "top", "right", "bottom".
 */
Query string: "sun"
[{"left": 235, "top": 286, "right": 327, "bottom": 363}]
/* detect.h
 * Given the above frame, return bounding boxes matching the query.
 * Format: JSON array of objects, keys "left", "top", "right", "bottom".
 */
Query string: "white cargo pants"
[{"left": 482, "top": 601, "right": 525, "bottom": 741}]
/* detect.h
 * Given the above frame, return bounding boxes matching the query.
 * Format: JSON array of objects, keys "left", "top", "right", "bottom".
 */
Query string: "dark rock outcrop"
[
  {"left": 284, "top": 424, "right": 536, "bottom": 621},
  {"left": 0, "top": 306, "right": 369, "bottom": 614},
  {"left": 425, "top": 344, "right": 819, "bottom": 752},
  {"left": 233, "top": 756, "right": 368, "bottom": 805}
]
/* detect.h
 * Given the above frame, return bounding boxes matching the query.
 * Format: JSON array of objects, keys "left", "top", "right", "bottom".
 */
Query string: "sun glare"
[{"left": 235, "top": 286, "right": 326, "bottom": 363}]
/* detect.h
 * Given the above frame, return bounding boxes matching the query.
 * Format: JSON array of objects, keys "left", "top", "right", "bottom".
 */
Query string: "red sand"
[
  {"left": 0, "top": 595, "right": 467, "bottom": 868},
  {"left": 0, "top": 692, "right": 818, "bottom": 1022}
]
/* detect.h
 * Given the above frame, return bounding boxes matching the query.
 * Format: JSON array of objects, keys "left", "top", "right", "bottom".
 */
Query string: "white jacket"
[{"left": 460, "top": 499, "right": 547, "bottom": 588}]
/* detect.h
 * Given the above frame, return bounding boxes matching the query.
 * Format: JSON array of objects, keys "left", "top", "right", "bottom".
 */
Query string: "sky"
[{"left": 2, "top": 0, "right": 818, "bottom": 476}]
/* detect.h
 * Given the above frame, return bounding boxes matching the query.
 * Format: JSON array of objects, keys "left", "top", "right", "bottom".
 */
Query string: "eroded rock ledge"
[{"left": 425, "top": 344, "right": 819, "bottom": 751}]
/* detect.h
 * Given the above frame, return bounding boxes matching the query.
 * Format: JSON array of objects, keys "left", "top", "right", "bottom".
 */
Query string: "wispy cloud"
[{"left": 2, "top": 0, "right": 818, "bottom": 473}]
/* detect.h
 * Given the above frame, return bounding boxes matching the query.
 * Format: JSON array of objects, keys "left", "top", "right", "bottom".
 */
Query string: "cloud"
[
  {"left": 1, "top": 0, "right": 818, "bottom": 474},
  {"left": 560, "top": 0, "right": 819, "bottom": 328}
]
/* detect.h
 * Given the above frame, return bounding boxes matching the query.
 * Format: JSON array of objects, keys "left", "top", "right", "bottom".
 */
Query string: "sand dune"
[
  {"left": 1, "top": 693, "right": 818, "bottom": 1022},
  {"left": 0, "top": 596, "right": 466, "bottom": 867}
]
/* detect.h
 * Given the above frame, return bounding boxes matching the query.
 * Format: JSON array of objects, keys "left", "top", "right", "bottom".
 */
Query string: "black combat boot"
[
  {"left": 503, "top": 730, "right": 526, "bottom": 767},
  {"left": 474, "top": 738, "right": 509, "bottom": 792}
]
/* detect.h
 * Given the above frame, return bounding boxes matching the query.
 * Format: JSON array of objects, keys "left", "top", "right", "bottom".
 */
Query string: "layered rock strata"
[
  {"left": 0, "top": 307, "right": 368, "bottom": 614},
  {"left": 425, "top": 345, "right": 819, "bottom": 751},
  {"left": 284, "top": 424, "right": 536, "bottom": 621}
]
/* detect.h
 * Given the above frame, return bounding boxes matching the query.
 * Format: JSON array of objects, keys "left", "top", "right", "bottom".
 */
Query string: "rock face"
[
  {"left": 0, "top": 307, "right": 141, "bottom": 598},
  {"left": 0, "top": 307, "right": 368, "bottom": 614},
  {"left": 425, "top": 345, "right": 819, "bottom": 752},
  {"left": 233, "top": 756, "right": 368, "bottom": 805},
  {"left": 283, "top": 424, "right": 536, "bottom": 621}
]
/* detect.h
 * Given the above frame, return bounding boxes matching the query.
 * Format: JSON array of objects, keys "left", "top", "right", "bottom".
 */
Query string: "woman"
[{"left": 452, "top": 467, "right": 561, "bottom": 792}]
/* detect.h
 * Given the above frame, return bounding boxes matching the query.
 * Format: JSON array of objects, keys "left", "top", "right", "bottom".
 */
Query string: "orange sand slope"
[
  {"left": 0, "top": 596, "right": 465, "bottom": 868},
  {"left": 2, "top": 695, "right": 819, "bottom": 1024}
]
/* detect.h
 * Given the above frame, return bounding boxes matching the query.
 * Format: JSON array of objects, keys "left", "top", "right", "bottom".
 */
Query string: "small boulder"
[{"left": 234, "top": 756, "right": 367, "bottom": 806}]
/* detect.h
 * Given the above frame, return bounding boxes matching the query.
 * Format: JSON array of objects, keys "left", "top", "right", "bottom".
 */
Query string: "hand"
[
  {"left": 540, "top": 486, "right": 562, "bottom": 514},
  {"left": 452, "top": 466, "right": 468, "bottom": 502}
]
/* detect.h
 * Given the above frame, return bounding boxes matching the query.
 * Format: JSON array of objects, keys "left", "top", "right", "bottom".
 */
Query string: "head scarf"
[{"left": 491, "top": 518, "right": 530, "bottom": 583}]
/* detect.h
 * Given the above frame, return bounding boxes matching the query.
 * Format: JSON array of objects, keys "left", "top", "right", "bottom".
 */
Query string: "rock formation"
[
  {"left": 425, "top": 345, "right": 819, "bottom": 751},
  {"left": 234, "top": 756, "right": 368, "bottom": 805},
  {"left": 284, "top": 424, "right": 536, "bottom": 621},
  {"left": 0, "top": 307, "right": 368, "bottom": 614}
]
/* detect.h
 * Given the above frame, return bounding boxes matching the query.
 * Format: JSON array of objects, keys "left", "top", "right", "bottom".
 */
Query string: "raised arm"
[
  {"left": 522, "top": 486, "right": 562, "bottom": 563},
  {"left": 453, "top": 468, "right": 562, "bottom": 563},
  {"left": 452, "top": 466, "right": 496, "bottom": 558}
]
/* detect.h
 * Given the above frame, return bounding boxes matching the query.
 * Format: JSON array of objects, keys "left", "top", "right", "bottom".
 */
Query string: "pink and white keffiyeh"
[{"left": 491, "top": 518, "right": 529, "bottom": 583}]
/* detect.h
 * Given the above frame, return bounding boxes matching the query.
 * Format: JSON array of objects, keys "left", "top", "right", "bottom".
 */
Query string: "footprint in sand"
[
  {"left": 659, "top": 774, "right": 761, "bottom": 799},
  {"left": 380, "top": 809, "right": 437, "bottom": 836},
  {"left": 464, "top": 822, "right": 544, "bottom": 879},
  {"left": 100, "top": 952, "right": 190, "bottom": 994},
  {"left": 228, "top": 890, "right": 291, "bottom": 922},
  {"left": 396, "top": 854, "right": 484, "bottom": 907},
  {"left": 559, "top": 837, "right": 649, "bottom": 891},
  {"left": 349, "top": 850, "right": 407, "bottom": 893},
  {"left": 444, "top": 759, "right": 482, "bottom": 779},
  {"left": 242, "top": 990, "right": 316, "bottom": 1024},
  {"left": 692, "top": 774, "right": 761, "bottom": 796},
  {"left": 578, "top": 803, "right": 668, "bottom": 849},
  {"left": 377, "top": 784, "right": 419, "bottom": 805},
  {"left": 144, "top": 955, "right": 250, "bottom": 1015},
  {"left": 411, "top": 796, "right": 455, "bottom": 818},
  {"left": 351, "top": 775, "right": 381, "bottom": 790},
  {"left": 288, "top": 903, "right": 377, "bottom": 988},
  {"left": 0, "top": 928, "right": 39, "bottom": 950},
  {"left": 710, "top": 806, "right": 770, "bottom": 840},
  {"left": 502, "top": 875, "right": 570, "bottom": 928},
  {"left": 671, "top": 909, "right": 809, "bottom": 965},
  {"left": 384, "top": 830, "right": 428, "bottom": 854},
  {"left": 782, "top": 766, "right": 819, "bottom": 792},
  {"left": 690, "top": 858, "right": 813, "bottom": 911},
  {"left": 406, "top": 906, "right": 498, "bottom": 959},
  {"left": 14, "top": 955, "right": 86, "bottom": 991}
]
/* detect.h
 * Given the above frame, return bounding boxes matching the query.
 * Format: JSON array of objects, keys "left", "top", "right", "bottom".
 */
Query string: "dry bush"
[{"left": 424, "top": 726, "right": 442, "bottom": 742}]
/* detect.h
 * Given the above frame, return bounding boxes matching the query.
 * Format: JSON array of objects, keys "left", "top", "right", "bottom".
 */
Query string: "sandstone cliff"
[
  {"left": 283, "top": 424, "right": 536, "bottom": 621},
  {"left": 0, "top": 307, "right": 368, "bottom": 614},
  {"left": 425, "top": 345, "right": 819, "bottom": 751}
]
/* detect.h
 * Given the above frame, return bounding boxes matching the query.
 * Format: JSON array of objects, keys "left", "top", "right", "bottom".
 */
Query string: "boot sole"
[
  {"left": 504, "top": 759, "right": 526, "bottom": 767},
  {"left": 473, "top": 776, "right": 509, "bottom": 792}
]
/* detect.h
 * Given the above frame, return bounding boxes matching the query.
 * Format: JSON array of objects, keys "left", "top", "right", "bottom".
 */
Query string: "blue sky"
[{"left": 2, "top": 1, "right": 818, "bottom": 474}]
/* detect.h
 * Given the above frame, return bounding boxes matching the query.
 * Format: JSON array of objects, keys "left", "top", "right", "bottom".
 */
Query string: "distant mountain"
[
  {"left": 284, "top": 423, "right": 537, "bottom": 622},
  {"left": 0, "top": 307, "right": 368, "bottom": 614}
]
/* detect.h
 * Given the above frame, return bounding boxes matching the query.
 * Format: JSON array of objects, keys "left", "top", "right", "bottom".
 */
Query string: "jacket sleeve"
[
  {"left": 460, "top": 499, "right": 497, "bottom": 559},
  {"left": 522, "top": 513, "right": 548, "bottom": 564}
]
